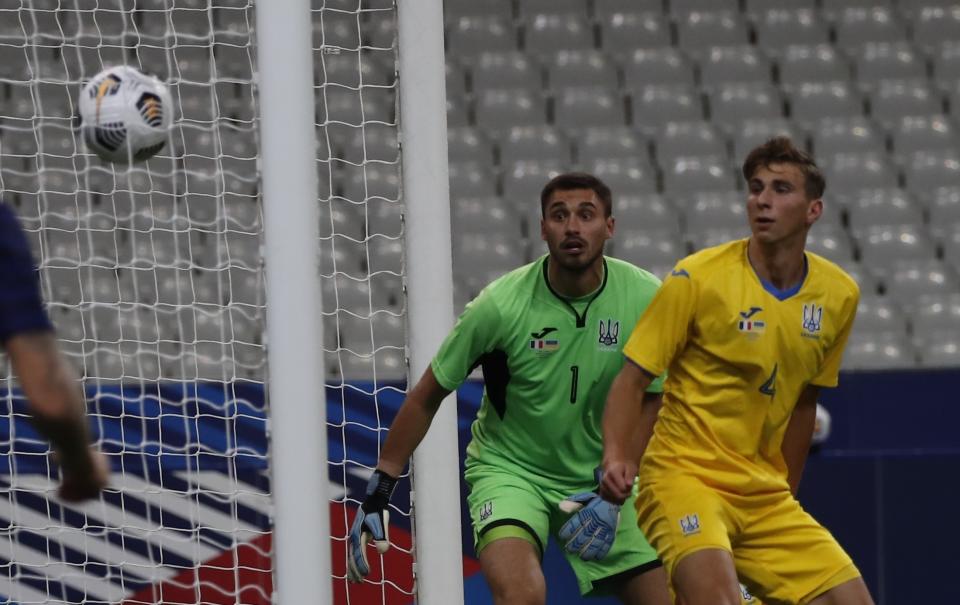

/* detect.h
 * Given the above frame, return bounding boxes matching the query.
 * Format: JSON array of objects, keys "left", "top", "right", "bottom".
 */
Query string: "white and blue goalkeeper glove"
[
  {"left": 347, "top": 469, "right": 397, "bottom": 583},
  {"left": 558, "top": 470, "right": 620, "bottom": 561}
]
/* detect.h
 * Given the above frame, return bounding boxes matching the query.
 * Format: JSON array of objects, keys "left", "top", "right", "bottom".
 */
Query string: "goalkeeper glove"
[
  {"left": 347, "top": 469, "right": 397, "bottom": 583},
  {"left": 558, "top": 470, "right": 620, "bottom": 562}
]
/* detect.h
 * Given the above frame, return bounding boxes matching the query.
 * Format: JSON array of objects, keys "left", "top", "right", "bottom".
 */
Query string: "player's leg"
[
  {"left": 479, "top": 537, "right": 547, "bottom": 605},
  {"left": 608, "top": 564, "right": 670, "bottom": 605},
  {"left": 806, "top": 577, "right": 874, "bottom": 605},
  {"left": 672, "top": 548, "right": 743, "bottom": 605},
  {"left": 733, "top": 492, "right": 872, "bottom": 605}
]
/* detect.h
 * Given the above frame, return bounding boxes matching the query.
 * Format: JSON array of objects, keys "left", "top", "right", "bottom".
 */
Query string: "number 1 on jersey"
[{"left": 569, "top": 365, "right": 579, "bottom": 404}]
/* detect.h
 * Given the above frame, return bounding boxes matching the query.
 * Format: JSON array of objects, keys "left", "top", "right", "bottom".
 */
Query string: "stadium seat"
[
  {"left": 932, "top": 43, "right": 960, "bottom": 89},
  {"left": 916, "top": 331, "right": 960, "bottom": 368},
  {"left": 844, "top": 332, "right": 916, "bottom": 370},
  {"left": 654, "top": 121, "right": 727, "bottom": 163},
  {"left": 806, "top": 225, "right": 856, "bottom": 264},
  {"left": 622, "top": 47, "right": 697, "bottom": 90},
  {"left": 686, "top": 226, "right": 748, "bottom": 251},
  {"left": 587, "top": 158, "right": 658, "bottom": 197},
  {"left": 447, "top": 127, "right": 495, "bottom": 165},
  {"left": 856, "top": 224, "right": 937, "bottom": 266},
  {"left": 661, "top": 157, "right": 738, "bottom": 196},
  {"left": 340, "top": 123, "right": 399, "bottom": 165},
  {"left": 523, "top": 14, "right": 594, "bottom": 58},
  {"left": 708, "top": 83, "right": 784, "bottom": 132},
  {"left": 451, "top": 196, "right": 520, "bottom": 240},
  {"left": 854, "top": 43, "right": 928, "bottom": 93},
  {"left": 846, "top": 189, "right": 923, "bottom": 236},
  {"left": 928, "top": 187, "right": 960, "bottom": 237},
  {"left": 682, "top": 191, "right": 746, "bottom": 233},
  {"left": 517, "top": 0, "right": 589, "bottom": 19},
  {"left": 554, "top": 87, "right": 626, "bottom": 131},
  {"left": 730, "top": 118, "right": 801, "bottom": 161},
  {"left": 575, "top": 127, "right": 650, "bottom": 164},
  {"left": 853, "top": 295, "right": 908, "bottom": 338},
  {"left": 614, "top": 230, "right": 687, "bottom": 269},
  {"left": 446, "top": 92, "right": 470, "bottom": 127},
  {"left": 810, "top": 116, "right": 885, "bottom": 156},
  {"left": 471, "top": 51, "right": 541, "bottom": 92},
  {"left": 546, "top": 50, "right": 619, "bottom": 91},
  {"left": 502, "top": 159, "right": 565, "bottom": 223},
  {"left": 445, "top": 62, "right": 468, "bottom": 98},
  {"left": 675, "top": 11, "right": 750, "bottom": 58},
  {"left": 599, "top": 12, "right": 672, "bottom": 57},
  {"left": 837, "top": 260, "right": 880, "bottom": 296},
  {"left": 819, "top": 152, "right": 897, "bottom": 195},
  {"left": 903, "top": 150, "right": 960, "bottom": 191},
  {"left": 942, "top": 228, "right": 960, "bottom": 267},
  {"left": 908, "top": 5, "right": 960, "bottom": 54},
  {"left": 833, "top": 7, "right": 908, "bottom": 53},
  {"left": 890, "top": 115, "right": 958, "bottom": 158},
  {"left": 317, "top": 51, "right": 393, "bottom": 88},
  {"left": 444, "top": 0, "right": 512, "bottom": 21},
  {"left": 881, "top": 259, "right": 960, "bottom": 308},
  {"left": 447, "top": 16, "right": 517, "bottom": 64},
  {"left": 593, "top": 0, "right": 662, "bottom": 20},
  {"left": 670, "top": 0, "right": 738, "bottom": 14},
  {"left": 744, "top": 0, "right": 816, "bottom": 15},
  {"left": 752, "top": 9, "right": 829, "bottom": 55},
  {"left": 447, "top": 161, "right": 498, "bottom": 198},
  {"left": 613, "top": 194, "right": 681, "bottom": 235},
  {"left": 911, "top": 293, "right": 960, "bottom": 338},
  {"left": 777, "top": 44, "right": 851, "bottom": 92},
  {"left": 630, "top": 85, "right": 704, "bottom": 135},
  {"left": 340, "top": 162, "right": 401, "bottom": 204},
  {"left": 453, "top": 232, "right": 525, "bottom": 292},
  {"left": 500, "top": 126, "right": 571, "bottom": 165},
  {"left": 788, "top": 82, "right": 864, "bottom": 126},
  {"left": 699, "top": 46, "right": 773, "bottom": 90},
  {"left": 474, "top": 89, "right": 547, "bottom": 134}
]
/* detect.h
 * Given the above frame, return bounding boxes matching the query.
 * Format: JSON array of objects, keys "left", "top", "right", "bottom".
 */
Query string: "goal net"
[{"left": 0, "top": 1, "right": 412, "bottom": 603}]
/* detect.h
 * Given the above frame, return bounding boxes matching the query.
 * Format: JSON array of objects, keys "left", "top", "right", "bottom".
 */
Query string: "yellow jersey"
[{"left": 623, "top": 239, "right": 859, "bottom": 494}]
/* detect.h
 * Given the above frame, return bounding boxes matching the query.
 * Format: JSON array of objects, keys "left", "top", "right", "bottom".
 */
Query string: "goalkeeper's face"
[{"left": 541, "top": 188, "right": 614, "bottom": 271}]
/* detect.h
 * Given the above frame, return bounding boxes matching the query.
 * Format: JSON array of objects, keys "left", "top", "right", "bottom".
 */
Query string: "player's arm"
[
  {"left": 5, "top": 331, "right": 108, "bottom": 502},
  {"left": 375, "top": 367, "right": 451, "bottom": 478},
  {"left": 631, "top": 391, "right": 662, "bottom": 462},
  {"left": 600, "top": 360, "right": 654, "bottom": 504},
  {"left": 781, "top": 384, "right": 820, "bottom": 496}
]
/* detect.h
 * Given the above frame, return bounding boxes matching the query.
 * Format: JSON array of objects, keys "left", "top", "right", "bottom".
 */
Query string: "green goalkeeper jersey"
[{"left": 431, "top": 255, "right": 664, "bottom": 491}]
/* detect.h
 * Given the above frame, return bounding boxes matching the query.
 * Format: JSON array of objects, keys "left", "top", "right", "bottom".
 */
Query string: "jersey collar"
[
  {"left": 747, "top": 248, "right": 809, "bottom": 302},
  {"left": 541, "top": 256, "right": 609, "bottom": 328}
]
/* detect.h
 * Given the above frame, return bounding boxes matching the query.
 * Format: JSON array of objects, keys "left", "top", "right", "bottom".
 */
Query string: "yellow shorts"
[{"left": 635, "top": 472, "right": 861, "bottom": 605}]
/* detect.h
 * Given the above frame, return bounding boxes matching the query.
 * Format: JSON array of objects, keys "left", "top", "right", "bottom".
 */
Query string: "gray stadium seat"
[
  {"left": 365, "top": 197, "right": 404, "bottom": 241},
  {"left": 916, "top": 331, "right": 960, "bottom": 368},
  {"left": 599, "top": 12, "right": 672, "bottom": 57},
  {"left": 932, "top": 43, "right": 960, "bottom": 89},
  {"left": 856, "top": 224, "right": 936, "bottom": 266},
  {"left": 890, "top": 115, "right": 958, "bottom": 158},
  {"left": 753, "top": 9, "right": 829, "bottom": 55},
  {"left": 942, "top": 227, "right": 960, "bottom": 267},
  {"left": 810, "top": 116, "right": 885, "bottom": 157},
  {"left": 854, "top": 43, "right": 928, "bottom": 92},
  {"left": 844, "top": 332, "right": 915, "bottom": 370},
  {"left": 453, "top": 232, "right": 525, "bottom": 292},
  {"left": 622, "top": 47, "right": 697, "bottom": 90},
  {"left": 654, "top": 121, "right": 727, "bottom": 163},
  {"left": 686, "top": 226, "right": 748, "bottom": 251},
  {"left": 447, "top": 161, "right": 498, "bottom": 198},
  {"left": 777, "top": 44, "right": 852, "bottom": 92},
  {"left": 593, "top": 0, "right": 662, "bottom": 20},
  {"left": 451, "top": 196, "right": 520, "bottom": 240},
  {"left": 662, "top": 157, "right": 738, "bottom": 196},
  {"left": 447, "top": 127, "right": 495, "bottom": 165},
  {"left": 731, "top": 118, "right": 800, "bottom": 162},
  {"left": 447, "top": 16, "right": 517, "bottom": 64},
  {"left": 708, "top": 83, "right": 783, "bottom": 132},
  {"left": 340, "top": 162, "right": 401, "bottom": 204},
  {"left": 903, "top": 150, "right": 960, "bottom": 191},
  {"left": 911, "top": 293, "right": 960, "bottom": 339},
  {"left": 517, "top": 0, "right": 589, "bottom": 19},
  {"left": 882, "top": 259, "right": 960, "bottom": 308},
  {"left": 837, "top": 260, "right": 879, "bottom": 296},
  {"left": 587, "top": 158, "right": 658, "bottom": 196},
  {"left": 474, "top": 88, "right": 547, "bottom": 134},
  {"left": 553, "top": 87, "right": 626, "bottom": 131},
  {"left": 613, "top": 194, "right": 681, "bottom": 234},
  {"left": 523, "top": 14, "right": 594, "bottom": 58},
  {"left": 546, "top": 50, "right": 619, "bottom": 91},
  {"left": 806, "top": 225, "right": 856, "bottom": 264},
  {"left": 682, "top": 191, "right": 746, "bottom": 233},
  {"left": 341, "top": 123, "right": 399, "bottom": 165},
  {"left": 670, "top": 0, "right": 738, "bottom": 14},
  {"left": 444, "top": 0, "right": 512, "bottom": 21},
  {"left": 699, "top": 46, "right": 773, "bottom": 90},
  {"left": 614, "top": 230, "right": 686, "bottom": 269},
  {"left": 788, "top": 82, "right": 864, "bottom": 126},
  {"left": 744, "top": 0, "right": 816, "bottom": 15},
  {"left": 846, "top": 189, "right": 923, "bottom": 236},
  {"left": 445, "top": 61, "right": 467, "bottom": 98},
  {"left": 675, "top": 11, "right": 750, "bottom": 58},
  {"left": 908, "top": 5, "right": 960, "bottom": 54},
  {"left": 928, "top": 187, "right": 960, "bottom": 237},
  {"left": 834, "top": 7, "right": 907, "bottom": 53},
  {"left": 471, "top": 51, "right": 541, "bottom": 92},
  {"left": 853, "top": 295, "right": 908, "bottom": 338},
  {"left": 502, "top": 160, "right": 564, "bottom": 220},
  {"left": 446, "top": 92, "right": 470, "bottom": 128},
  {"left": 575, "top": 127, "right": 650, "bottom": 164},
  {"left": 499, "top": 126, "right": 571, "bottom": 165},
  {"left": 630, "top": 85, "right": 703, "bottom": 135}
]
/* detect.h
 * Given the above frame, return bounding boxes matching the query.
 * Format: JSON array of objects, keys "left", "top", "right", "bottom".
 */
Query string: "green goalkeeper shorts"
[{"left": 465, "top": 464, "right": 661, "bottom": 597}]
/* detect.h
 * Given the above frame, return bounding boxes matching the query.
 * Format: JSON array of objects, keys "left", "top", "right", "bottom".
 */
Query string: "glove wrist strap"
[{"left": 362, "top": 469, "right": 398, "bottom": 513}]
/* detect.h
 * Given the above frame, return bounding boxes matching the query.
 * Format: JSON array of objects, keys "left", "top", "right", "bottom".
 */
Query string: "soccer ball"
[{"left": 78, "top": 65, "right": 172, "bottom": 163}]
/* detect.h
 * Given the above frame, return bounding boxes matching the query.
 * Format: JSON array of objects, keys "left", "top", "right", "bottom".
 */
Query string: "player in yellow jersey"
[{"left": 600, "top": 137, "right": 875, "bottom": 605}]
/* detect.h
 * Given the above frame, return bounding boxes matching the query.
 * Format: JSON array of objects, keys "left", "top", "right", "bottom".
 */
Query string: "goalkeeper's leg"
[{"left": 479, "top": 537, "right": 547, "bottom": 605}]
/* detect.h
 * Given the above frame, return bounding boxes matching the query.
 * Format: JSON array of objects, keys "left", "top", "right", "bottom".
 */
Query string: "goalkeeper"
[{"left": 348, "top": 173, "right": 670, "bottom": 603}]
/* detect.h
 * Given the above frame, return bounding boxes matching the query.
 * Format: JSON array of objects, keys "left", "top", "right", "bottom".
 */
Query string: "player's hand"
[
  {"left": 347, "top": 469, "right": 397, "bottom": 583},
  {"left": 599, "top": 459, "right": 637, "bottom": 504},
  {"left": 558, "top": 491, "right": 620, "bottom": 561},
  {"left": 56, "top": 446, "right": 109, "bottom": 503}
]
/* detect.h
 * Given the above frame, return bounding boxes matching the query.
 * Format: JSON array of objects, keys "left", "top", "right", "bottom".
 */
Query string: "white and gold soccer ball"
[{"left": 78, "top": 65, "right": 172, "bottom": 163}]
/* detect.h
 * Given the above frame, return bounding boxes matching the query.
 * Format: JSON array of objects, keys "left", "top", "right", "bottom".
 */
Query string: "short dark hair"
[
  {"left": 742, "top": 136, "right": 826, "bottom": 200},
  {"left": 540, "top": 172, "right": 613, "bottom": 218}
]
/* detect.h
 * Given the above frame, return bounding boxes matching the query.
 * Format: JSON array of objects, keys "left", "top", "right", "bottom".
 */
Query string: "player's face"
[
  {"left": 746, "top": 163, "right": 822, "bottom": 246},
  {"left": 541, "top": 188, "right": 614, "bottom": 271}
]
